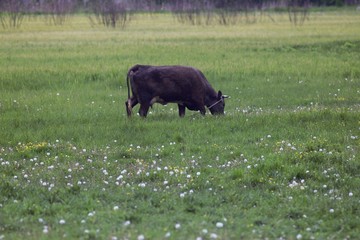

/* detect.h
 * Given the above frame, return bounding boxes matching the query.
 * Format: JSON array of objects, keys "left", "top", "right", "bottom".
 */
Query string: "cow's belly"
[
  {"left": 184, "top": 103, "right": 198, "bottom": 110},
  {"left": 150, "top": 96, "right": 186, "bottom": 106},
  {"left": 150, "top": 96, "right": 168, "bottom": 105}
]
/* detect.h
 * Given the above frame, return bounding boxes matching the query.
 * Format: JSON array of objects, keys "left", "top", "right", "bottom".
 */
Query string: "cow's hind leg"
[
  {"left": 125, "top": 97, "right": 138, "bottom": 117},
  {"left": 139, "top": 103, "right": 151, "bottom": 117},
  {"left": 178, "top": 104, "right": 186, "bottom": 117}
]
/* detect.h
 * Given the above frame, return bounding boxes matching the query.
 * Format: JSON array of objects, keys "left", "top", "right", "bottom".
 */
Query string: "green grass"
[{"left": 1, "top": 10, "right": 360, "bottom": 239}]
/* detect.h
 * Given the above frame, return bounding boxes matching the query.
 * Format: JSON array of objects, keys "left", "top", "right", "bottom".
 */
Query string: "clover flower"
[
  {"left": 216, "top": 222, "right": 224, "bottom": 228},
  {"left": 175, "top": 223, "right": 181, "bottom": 229}
]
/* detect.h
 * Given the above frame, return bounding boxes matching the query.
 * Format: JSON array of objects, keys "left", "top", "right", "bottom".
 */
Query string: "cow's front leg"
[
  {"left": 178, "top": 104, "right": 186, "bottom": 117},
  {"left": 199, "top": 106, "right": 206, "bottom": 116},
  {"left": 139, "top": 103, "right": 150, "bottom": 117}
]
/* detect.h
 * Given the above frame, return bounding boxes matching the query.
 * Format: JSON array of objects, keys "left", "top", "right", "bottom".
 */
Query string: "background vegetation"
[
  {"left": 1, "top": 6, "right": 360, "bottom": 240},
  {"left": 1, "top": 0, "right": 360, "bottom": 28}
]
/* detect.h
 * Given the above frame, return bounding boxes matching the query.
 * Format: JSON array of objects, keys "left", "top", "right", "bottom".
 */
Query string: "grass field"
[{"left": 1, "top": 9, "right": 360, "bottom": 239}]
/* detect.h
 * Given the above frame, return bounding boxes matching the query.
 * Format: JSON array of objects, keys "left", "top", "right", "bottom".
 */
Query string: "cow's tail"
[
  {"left": 126, "top": 65, "right": 141, "bottom": 96},
  {"left": 126, "top": 65, "right": 140, "bottom": 114},
  {"left": 126, "top": 68, "right": 132, "bottom": 113},
  {"left": 126, "top": 70, "right": 131, "bottom": 100}
]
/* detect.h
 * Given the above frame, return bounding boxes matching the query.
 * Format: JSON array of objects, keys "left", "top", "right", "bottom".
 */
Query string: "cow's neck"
[{"left": 205, "top": 88, "right": 218, "bottom": 107}]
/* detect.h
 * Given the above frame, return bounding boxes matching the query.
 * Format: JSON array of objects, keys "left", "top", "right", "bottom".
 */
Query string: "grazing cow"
[{"left": 125, "top": 64, "right": 227, "bottom": 117}]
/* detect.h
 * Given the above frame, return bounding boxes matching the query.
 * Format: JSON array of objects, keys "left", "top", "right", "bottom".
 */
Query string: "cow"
[{"left": 125, "top": 64, "right": 227, "bottom": 117}]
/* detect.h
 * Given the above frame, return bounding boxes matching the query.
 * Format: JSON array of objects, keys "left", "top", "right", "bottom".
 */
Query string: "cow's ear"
[{"left": 218, "top": 91, "right": 223, "bottom": 99}]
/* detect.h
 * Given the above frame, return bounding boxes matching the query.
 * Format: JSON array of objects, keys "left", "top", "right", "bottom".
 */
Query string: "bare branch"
[
  {"left": 0, "top": 0, "right": 27, "bottom": 28},
  {"left": 88, "top": 0, "right": 131, "bottom": 28}
]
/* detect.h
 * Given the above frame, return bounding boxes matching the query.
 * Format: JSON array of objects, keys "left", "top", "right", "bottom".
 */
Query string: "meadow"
[{"left": 0, "top": 8, "right": 360, "bottom": 239}]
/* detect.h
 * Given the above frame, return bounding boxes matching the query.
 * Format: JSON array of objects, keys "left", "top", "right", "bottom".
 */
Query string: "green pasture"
[{"left": 1, "top": 9, "right": 360, "bottom": 239}]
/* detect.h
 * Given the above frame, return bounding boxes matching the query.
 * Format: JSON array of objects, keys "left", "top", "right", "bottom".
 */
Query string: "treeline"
[{"left": 0, "top": 0, "right": 358, "bottom": 28}]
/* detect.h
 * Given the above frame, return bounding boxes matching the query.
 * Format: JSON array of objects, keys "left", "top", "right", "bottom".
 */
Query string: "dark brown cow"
[{"left": 125, "top": 64, "right": 227, "bottom": 117}]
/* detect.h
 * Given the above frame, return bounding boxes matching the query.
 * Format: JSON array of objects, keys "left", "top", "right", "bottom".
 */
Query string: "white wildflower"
[{"left": 216, "top": 222, "right": 224, "bottom": 228}]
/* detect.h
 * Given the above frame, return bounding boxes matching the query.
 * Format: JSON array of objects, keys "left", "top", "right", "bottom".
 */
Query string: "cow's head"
[{"left": 208, "top": 91, "right": 228, "bottom": 115}]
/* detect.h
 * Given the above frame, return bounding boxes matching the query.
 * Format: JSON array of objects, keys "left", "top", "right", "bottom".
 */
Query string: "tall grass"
[{"left": 0, "top": 10, "right": 359, "bottom": 239}]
